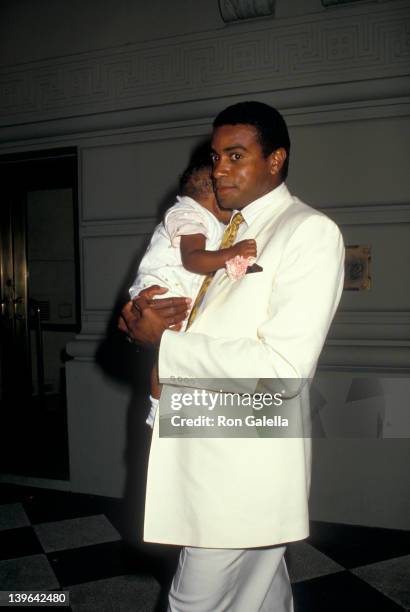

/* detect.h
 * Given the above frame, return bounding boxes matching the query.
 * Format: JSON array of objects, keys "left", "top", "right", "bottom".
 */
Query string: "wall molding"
[
  {"left": 332, "top": 310, "right": 410, "bottom": 328},
  {"left": 321, "top": 0, "right": 365, "bottom": 6},
  {"left": 0, "top": 90, "right": 408, "bottom": 150},
  {"left": 79, "top": 308, "right": 410, "bottom": 330},
  {"left": 0, "top": 0, "right": 408, "bottom": 132},
  {"left": 78, "top": 202, "right": 410, "bottom": 234},
  {"left": 81, "top": 217, "right": 157, "bottom": 237},
  {"left": 320, "top": 342, "right": 410, "bottom": 371},
  {"left": 67, "top": 333, "right": 410, "bottom": 372},
  {"left": 322, "top": 202, "right": 410, "bottom": 225},
  {"left": 335, "top": 311, "right": 410, "bottom": 325}
]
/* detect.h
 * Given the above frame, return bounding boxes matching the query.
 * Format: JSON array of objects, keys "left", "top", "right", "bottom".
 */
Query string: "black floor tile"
[
  {"left": 0, "top": 526, "right": 43, "bottom": 561},
  {"left": 48, "top": 540, "right": 149, "bottom": 587},
  {"left": 0, "top": 484, "right": 36, "bottom": 505},
  {"left": 308, "top": 521, "right": 410, "bottom": 569},
  {"left": 1, "top": 403, "right": 69, "bottom": 481},
  {"left": 293, "top": 571, "right": 405, "bottom": 612},
  {"left": 91, "top": 497, "right": 125, "bottom": 534},
  {"left": 6, "top": 485, "right": 125, "bottom": 534},
  {"left": 22, "top": 489, "right": 111, "bottom": 525}
]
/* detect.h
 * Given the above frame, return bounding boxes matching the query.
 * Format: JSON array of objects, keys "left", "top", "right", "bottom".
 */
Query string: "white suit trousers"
[{"left": 167, "top": 545, "right": 294, "bottom": 612}]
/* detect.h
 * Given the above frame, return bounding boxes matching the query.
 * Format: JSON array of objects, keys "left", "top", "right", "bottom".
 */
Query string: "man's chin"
[{"left": 216, "top": 194, "right": 236, "bottom": 210}]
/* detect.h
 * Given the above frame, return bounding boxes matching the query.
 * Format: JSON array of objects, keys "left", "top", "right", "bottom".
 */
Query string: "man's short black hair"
[
  {"left": 179, "top": 142, "right": 214, "bottom": 200},
  {"left": 213, "top": 101, "right": 290, "bottom": 180}
]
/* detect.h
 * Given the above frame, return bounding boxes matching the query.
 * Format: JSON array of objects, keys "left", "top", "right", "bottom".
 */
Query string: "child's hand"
[{"left": 230, "top": 239, "right": 257, "bottom": 260}]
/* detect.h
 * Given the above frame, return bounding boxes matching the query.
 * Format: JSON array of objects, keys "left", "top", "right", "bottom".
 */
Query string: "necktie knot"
[{"left": 231, "top": 211, "right": 245, "bottom": 226}]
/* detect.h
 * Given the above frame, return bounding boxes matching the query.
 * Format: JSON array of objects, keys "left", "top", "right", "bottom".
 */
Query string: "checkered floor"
[{"left": 0, "top": 483, "right": 408, "bottom": 611}]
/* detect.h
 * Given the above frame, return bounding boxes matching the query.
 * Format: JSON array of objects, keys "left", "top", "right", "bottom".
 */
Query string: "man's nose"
[{"left": 212, "top": 157, "right": 229, "bottom": 178}]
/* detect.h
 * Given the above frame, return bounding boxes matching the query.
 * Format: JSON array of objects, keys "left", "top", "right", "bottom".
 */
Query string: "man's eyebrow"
[{"left": 211, "top": 144, "right": 248, "bottom": 153}]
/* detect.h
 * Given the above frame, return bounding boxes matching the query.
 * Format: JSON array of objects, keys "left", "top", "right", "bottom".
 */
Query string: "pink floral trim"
[{"left": 225, "top": 256, "right": 256, "bottom": 281}]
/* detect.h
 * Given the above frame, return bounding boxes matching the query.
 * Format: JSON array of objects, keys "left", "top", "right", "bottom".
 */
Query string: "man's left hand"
[{"left": 118, "top": 285, "right": 190, "bottom": 348}]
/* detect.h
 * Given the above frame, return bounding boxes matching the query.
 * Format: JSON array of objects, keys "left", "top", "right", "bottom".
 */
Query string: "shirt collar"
[{"left": 234, "top": 182, "right": 291, "bottom": 227}]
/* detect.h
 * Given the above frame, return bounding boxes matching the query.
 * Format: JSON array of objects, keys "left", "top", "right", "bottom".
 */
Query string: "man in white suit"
[{"left": 120, "top": 101, "right": 345, "bottom": 611}]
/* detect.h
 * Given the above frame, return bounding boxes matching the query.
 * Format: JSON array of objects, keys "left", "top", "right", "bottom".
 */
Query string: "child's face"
[{"left": 195, "top": 170, "right": 232, "bottom": 224}]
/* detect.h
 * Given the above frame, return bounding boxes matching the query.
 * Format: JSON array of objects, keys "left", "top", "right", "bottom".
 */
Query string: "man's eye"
[
  {"left": 230, "top": 153, "right": 242, "bottom": 161},
  {"left": 210, "top": 153, "right": 219, "bottom": 163}
]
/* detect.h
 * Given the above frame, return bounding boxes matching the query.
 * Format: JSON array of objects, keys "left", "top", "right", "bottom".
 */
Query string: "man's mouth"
[{"left": 216, "top": 184, "right": 236, "bottom": 193}]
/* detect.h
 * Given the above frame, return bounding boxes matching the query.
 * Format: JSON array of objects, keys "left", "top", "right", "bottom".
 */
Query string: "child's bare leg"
[
  {"left": 150, "top": 361, "right": 162, "bottom": 400},
  {"left": 146, "top": 362, "right": 162, "bottom": 428}
]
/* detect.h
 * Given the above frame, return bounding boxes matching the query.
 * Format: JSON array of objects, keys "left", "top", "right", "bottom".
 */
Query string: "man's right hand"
[{"left": 118, "top": 285, "right": 191, "bottom": 349}]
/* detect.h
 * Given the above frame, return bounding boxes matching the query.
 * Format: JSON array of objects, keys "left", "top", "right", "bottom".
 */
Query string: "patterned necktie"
[{"left": 186, "top": 212, "right": 245, "bottom": 329}]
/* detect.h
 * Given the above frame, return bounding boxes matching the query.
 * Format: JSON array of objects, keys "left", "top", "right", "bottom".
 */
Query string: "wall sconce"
[{"left": 344, "top": 245, "right": 371, "bottom": 290}]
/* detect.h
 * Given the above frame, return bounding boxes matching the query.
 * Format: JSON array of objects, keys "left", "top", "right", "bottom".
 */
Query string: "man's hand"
[{"left": 118, "top": 285, "right": 191, "bottom": 348}]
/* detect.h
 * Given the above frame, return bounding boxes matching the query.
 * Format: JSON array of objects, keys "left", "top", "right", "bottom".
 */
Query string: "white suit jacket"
[{"left": 143, "top": 183, "right": 345, "bottom": 548}]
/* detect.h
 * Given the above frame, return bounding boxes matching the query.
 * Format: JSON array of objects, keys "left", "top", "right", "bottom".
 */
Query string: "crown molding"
[{"left": 0, "top": 0, "right": 408, "bottom": 139}]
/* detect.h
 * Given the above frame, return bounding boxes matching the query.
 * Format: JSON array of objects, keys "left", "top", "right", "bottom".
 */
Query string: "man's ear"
[{"left": 269, "top": 148, "right": 287, "bottom": 176}]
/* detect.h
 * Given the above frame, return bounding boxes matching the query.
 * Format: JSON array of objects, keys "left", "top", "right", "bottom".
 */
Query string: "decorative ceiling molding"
[
  {"left": 219, "top": 0, "right": 275, "bottom": 23},
  {"left": 0, "top": 1, "right": 408, "bottom": 129},
  {"left": 322, "top": 0, "right": 366, "bottom": 5}
]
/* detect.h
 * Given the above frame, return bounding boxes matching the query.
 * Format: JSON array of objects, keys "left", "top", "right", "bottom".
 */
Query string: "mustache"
[{"left": 213, "top": 180, "right": 237, "bottom": 190}]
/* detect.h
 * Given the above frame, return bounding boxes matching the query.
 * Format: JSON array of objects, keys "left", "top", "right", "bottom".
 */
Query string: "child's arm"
[{"left": 180, "top": 233, "right": 257, "bottom": 274}]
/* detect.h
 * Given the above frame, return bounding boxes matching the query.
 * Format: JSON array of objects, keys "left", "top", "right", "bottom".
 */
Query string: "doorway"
[{"left": 0, "top": 148, "right": 80, "bottom": 480}]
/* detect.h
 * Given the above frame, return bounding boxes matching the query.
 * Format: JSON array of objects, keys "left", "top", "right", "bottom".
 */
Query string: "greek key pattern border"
[{"left": 0, "top": 1, "right": 409, "bottom": 125}]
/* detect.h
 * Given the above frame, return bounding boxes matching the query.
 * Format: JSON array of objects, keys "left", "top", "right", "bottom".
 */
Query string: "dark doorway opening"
[{"left": 0, "top": 148, "right": 80, "bottom": 480}]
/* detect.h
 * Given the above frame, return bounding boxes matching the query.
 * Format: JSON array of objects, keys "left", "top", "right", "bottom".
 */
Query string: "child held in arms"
[{"left": 129, "top": 151, "right": 256, "bottom": 426}]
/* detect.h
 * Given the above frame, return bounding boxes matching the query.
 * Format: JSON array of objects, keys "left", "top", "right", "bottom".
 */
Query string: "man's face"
[{"left": 211, "top": 124, "right": 280, "bottom": 210}]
